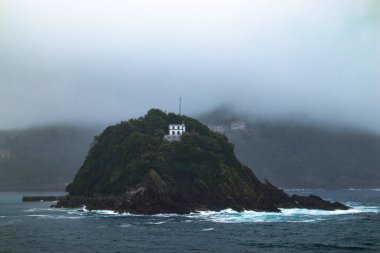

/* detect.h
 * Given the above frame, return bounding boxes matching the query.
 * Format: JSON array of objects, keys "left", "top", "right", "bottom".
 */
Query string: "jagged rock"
[
  {"left": 122, "top": 169, "right": 190, "bottom": 214},
  {"left": 288, "top": 194, "right": 349, "bottom": 210},
  {"left": 56, "top": 167, "right": 349, "bottom": 213}
]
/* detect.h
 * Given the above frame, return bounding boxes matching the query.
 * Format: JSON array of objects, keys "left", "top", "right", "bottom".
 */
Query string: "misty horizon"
[{"left": 1, "top": 0, "right": 379, "bottom": 133}]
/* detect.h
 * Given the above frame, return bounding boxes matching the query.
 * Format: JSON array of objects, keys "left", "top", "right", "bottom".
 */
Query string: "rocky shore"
[
  {"left": 55, "top": 169, "right": 348, "bottom": 214},
  {"left": 55, "top": 109, "right": 349, "bottom": 214}
]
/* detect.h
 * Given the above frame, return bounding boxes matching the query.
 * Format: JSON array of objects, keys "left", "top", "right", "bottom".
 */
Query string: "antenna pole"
[{"left": 179, "top": 96, "right": 182, "bottom": 115}]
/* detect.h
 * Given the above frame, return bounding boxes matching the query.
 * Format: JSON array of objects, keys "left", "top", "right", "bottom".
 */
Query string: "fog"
[{"left": 0, "top": 0, "right": 379, "bottom": 132}]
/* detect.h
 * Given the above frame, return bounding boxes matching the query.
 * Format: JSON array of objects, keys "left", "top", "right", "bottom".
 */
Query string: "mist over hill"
[
  {"left": 0, "top": 125, "right": 99, "bottom": 191},
  {"left": 199, "top": 107, "right": 380, "bottom": 188},
  {"left": 0, "top": 107, "right": 379, "bottom": 191}
]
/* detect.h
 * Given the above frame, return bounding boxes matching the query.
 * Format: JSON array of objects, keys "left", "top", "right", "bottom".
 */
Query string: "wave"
[
  {"left": 118, "top": 223, "right": 132, "bottom": 228},
  {"left": 23, "top": 207, "right": 68, "bottom": 213},
  {"left": 67, "top": 205, "right": 380, "bottom": 221},
  {"left": 21, "top": 203, "right": 380, "bottom": 223},
  {"left": 346, "top": 188, "right": 380, "bottom": 191},
  {"left": 26, "top": 214, "right": 82, "bottom": 219},
  {"left": 66, "top": 206, "right": 134, "bottom": 217},
  {"left": 69, "top": 206, "right": 181, "bottom": 218},
  {"left": 146, "top": 221, "right": 167, "bottom": 225},
  {"left": 184, "top": 205, "right": 380, "bottom": 223}
]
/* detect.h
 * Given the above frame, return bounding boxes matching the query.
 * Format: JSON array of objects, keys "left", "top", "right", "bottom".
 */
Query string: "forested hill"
[
  {"left": 58, "top": 109, "right": 349, "bottom": 213},
  {"left": 66, "top": 109, "right": 237, "bottom": 196},
  {"left": 0, "top": 125, "right": 99, "bottom": 191},
  {"left": 199, "top": 108, "right": 380, "bottom": 188},
  {"left": 1, "top": 108, "right": 380, "bottom": 191}
]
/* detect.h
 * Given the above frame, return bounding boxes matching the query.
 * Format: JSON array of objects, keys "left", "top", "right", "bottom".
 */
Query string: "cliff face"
[{"left": 57, "top": 109, "right": 348, "bottom": 214}]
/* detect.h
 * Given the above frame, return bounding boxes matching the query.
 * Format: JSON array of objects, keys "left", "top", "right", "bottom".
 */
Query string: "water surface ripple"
[{"left": 1, "top": 189, "right": 379, "bottom": 252}]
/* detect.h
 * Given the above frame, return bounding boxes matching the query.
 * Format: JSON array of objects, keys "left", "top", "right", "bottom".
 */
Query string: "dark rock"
[
  {"left": 56, "top": 168, "right": 350, "bottom": 214},
  {"left": 287, "top": 194, "right": 350, "bottom": 210},
  {"left": 55, "top": 109, "right": 350, "bottom": 214}
]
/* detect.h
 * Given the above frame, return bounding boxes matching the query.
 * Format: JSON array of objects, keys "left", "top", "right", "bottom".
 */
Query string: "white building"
[
  {"left": 168, "top": 123, "right": 186, "bottom": 136},
  {"left": 164, "top": 123, "right": 186, "bottom": 142},
  {"left": 230, "top": 121, "right": 246, "bottom": 130},
  {"left": 208, "top": 125, "right": 228, "bottom": 134}
]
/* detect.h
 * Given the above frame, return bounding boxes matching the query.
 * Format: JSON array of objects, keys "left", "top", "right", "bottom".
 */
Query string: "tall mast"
[{"left": 179, "top": 96, "right": 182, "bottom": 115}]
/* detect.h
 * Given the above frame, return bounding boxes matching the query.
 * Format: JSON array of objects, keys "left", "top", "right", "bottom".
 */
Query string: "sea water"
[{"left": 1, "top": 189, "right": 380, "bottom": 252}]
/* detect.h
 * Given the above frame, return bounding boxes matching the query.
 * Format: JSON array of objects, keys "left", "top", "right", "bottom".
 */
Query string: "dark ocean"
[{"left": 1, "top": 189, "right": 380, "bottom": 253}]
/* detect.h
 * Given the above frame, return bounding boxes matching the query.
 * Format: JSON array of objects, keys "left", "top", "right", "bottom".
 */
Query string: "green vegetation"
[{"left": 67, "top": 109, "right": 241, "bottom": 196}]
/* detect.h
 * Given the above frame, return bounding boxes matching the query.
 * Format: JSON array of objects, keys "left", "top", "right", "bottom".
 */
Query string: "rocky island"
[{"left": 56, "top": 109, "right": 349, "bottom": 214}]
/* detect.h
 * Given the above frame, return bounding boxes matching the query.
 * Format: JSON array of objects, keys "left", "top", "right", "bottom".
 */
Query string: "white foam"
[
  {"left": 118, "top": 223, "right": 132, "bottom": 228},
  {"left": 279, "top": 207, "right": 365, "bottom": 216},
  {"left": 71, "top": 206, "right": 133, "bottom": 216},
  {"left": 347, "top": 188, "right": 380, "bottom": 191},
  {"left": 147, "top": 221, "right": 167, "bottom": 225},
  {"left": 27, "top": 214, "right": 51, "bottom": 217},
  {"left": 26, "top": 214, "right": 82, "bottom": 219},
  {"left": 79, "top": 205, "right": 88, "bottom": 212},
  {"left": 24, "top": 208, "right": 68, "bottom": 213},
  {"left": 94, "top": 210, "right": 120, "bottom": 215},
  {"left": 38, "top": 202, "right": 380, "bottom": 223},
  {"left": 185, "top": 205, "right": 380, "bottom": 223},
  {"left": 151, "top": 213, "right": 179, "bottom": 218},
  {"left": 53, "top": 216, "right": 82, "bottom": 219}
]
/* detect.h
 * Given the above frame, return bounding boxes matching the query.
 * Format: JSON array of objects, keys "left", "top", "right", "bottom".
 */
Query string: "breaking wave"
[
  {"left": 347, "top": 188, "right": 380, "bottom": 191},
  {"left": 185, "top": 205, "right": 380, "bottom": 223},
  {"left": 20, "top": 203, "right": 380, "bottom": 223}
]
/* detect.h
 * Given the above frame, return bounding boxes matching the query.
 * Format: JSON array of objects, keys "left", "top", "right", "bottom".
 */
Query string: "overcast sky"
[{"left": 0, "top": 0, "right": 379, "bottom": 132}]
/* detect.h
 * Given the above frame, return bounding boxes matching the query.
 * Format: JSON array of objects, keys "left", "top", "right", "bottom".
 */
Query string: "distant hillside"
[
  {"left": 0, "top": 125, "right": 99, "bottom": 191},
  {"left": 1, "top": 108, "right": 379, "bottom": 191},
  {"left": 199, "top": 108, "right": 380, "bottom": 188}
]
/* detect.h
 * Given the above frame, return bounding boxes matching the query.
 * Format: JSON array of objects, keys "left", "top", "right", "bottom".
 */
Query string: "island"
[{"left": 56, "top": 109, "right": 349, "bottom": 214}]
